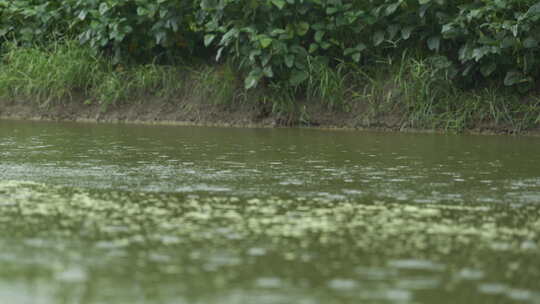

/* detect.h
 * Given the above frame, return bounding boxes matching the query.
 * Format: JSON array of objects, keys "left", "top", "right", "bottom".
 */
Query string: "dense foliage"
[
  {"left": 2, "top": 0, "right": 540, "bottom": 90},
  {"left": 0, "top": 0, "right": 201, "bottom": 60}
]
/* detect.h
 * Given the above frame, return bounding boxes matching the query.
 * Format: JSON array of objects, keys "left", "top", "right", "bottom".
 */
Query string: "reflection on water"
[{"left": 1, "top": 120, "right": 540, "bottom": 304}]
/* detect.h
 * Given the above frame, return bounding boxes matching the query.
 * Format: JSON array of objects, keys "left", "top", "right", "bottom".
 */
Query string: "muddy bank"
[
  {"left": 0, "top": 98, "right": 400, "bottom": 129},
  {"left": 1, "top": 98, "right": 539, "bottom": 136}
]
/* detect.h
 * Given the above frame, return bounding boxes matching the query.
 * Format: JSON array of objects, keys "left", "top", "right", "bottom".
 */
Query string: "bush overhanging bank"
[
  {"left": 3, "top": 0, "right": 540, "bottom": 88},
  {"left": 1, "top": 0, "right": 540, "bottom": 131}
]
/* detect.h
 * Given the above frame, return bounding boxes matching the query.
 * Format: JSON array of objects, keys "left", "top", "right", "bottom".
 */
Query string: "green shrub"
[
  {"left": 200, "top": 0, "right": 375, "bottom": 89},
  {"left": 442, "top": 0, "right": 540, "bottom": 88},
  {"left": 199, "top": 0, "right": 540, "bottom": 91},
  {"left": 71, "top": 0, "right": 202, "bottom": 61},
  {"left": 0, "top": 0, "right": 73, "bottom": 44},
  {"left": 2, "top": 0, "right": 540, "bottom": 95},
  {"left": 0, "top": 0, "right": 203, "bottom": 62}
]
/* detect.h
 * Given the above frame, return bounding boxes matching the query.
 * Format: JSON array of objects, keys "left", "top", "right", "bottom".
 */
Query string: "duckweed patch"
[
  {"left": 1, "top": 180, "right": 540, "bottom": 303},
  {"left": 1, "top": 180, "right": 539, "bottom": 255}
]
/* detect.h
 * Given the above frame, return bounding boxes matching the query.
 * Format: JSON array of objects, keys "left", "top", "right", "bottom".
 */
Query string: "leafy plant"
[
  {"left": 1, "top": 0, "right": 202, "bottom": 62},
  {"left": 2, "top": 0, "right": 540, "bottom": 95},
  {"left": 71, "top": 0, "right": 202, "bottom": 61}
]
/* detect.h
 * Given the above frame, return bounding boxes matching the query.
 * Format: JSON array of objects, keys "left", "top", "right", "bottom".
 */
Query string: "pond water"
[{"left": 1, "top": 120, "right": 540, "bottom": 304}]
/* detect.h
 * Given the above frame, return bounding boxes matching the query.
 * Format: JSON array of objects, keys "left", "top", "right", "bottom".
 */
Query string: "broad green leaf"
[
  {"left": 471, "top": 46, "right": 492, "bottom": 62},
  {"left": 263, "top": 66, "right": 274, "bottom": 77},
  {"left": 527, "top": 3, "right": 540, "bottom": 14},
  {"left": 344, "top": 47, "right": 356, "bottom": 56},
  {"left": 99, "top": 3, "right": 109, "bottom": 15},
  {"left": 308, "top": 43, "right": 319, "bottom": 53},
  {"left": 419, "top": 5, "right": 429, "bottom": 18},
  {"left": 259, "top": 36, "right": 273, "bottom": 48},
  {"left": 262, "top": 54, "right": 272, "bottom": 66},
  {"left": 285, "top": 24, "right": 295, "bottom": 37},
  {"left": 315, "top": 31, "right": 324, "bottom": 43},
  {"left": 441, "top": 24, "right": 454, "bottom": 37},
  {"left": 271, "top": 0, "right": 286, "bottom": 9},
  {"left": 215, "top": 47, "right": 224, "bottom": 61},
  {"left": 78, "top": 10, "right": 87, "bottom": 20},
  {"left": 296, "top": 22, "right": 310, "bottom": 36},
  {"left": 427, "top": 36, "right": 440, "bottom": 51},
  {"left": 137, "top": 7, "right": 149, "bottom": 16},
  {"left": 356, "top": 43, "right": 367, "bottom": 51},
  {"left": 249, "top": 49, "right": 261, "bottom": 62},
  {"left": 326, "top": 7, "right": 339, "bottom": 15},
  {"left": 285, "top": 54, "right": 294, "bottom": 68},
  {"left": 155, "top": 31, "right": 166, "bottom": 45},
  {"left": 321, "top": 42, "right": 332, "bottom": 49},
  {"left": 504, "top": 71, "right": 526, "bottom": 86},
  {"left": 245, "top": 68, "right": 263, "bottom": 89},
  {"left": 373, "top": 30, "right": 384, "bottom": 46},
  {"left": 352, "top": 52, "right": 361, "bottom": 62},
  {"left": 290, "top": 45, "right": 307, "bottom": 54},
  {"left": 204, "top": 34, "right": 216, "bottom": 46},
  {"left": 511, "top": 24, "right": 518, "bottom": 37},
  {"left": 480, "top": 62, "right": 497, "bottom": 77},
  {"left": 401, "top": 26, "right": 413, "bottom": 40},
  {"left": 385, "top": 3, "right": 399, "bottom": 16},
  {"left": 245, "top": 76, "right": 258, "bottom": 89},
  {"left": 427, "top": 55, "right": 452, "bottom": 69},
  {"left": 221, "top": 28, "right": 239, "bottom": 45},
  {"left": 270, "top": 28, "right": 286, "bottom": 36}
]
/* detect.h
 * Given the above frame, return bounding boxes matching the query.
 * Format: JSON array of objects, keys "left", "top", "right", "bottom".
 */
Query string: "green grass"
[
  {"left": 305, "top": 60, "right": 352, "bottom": 110},
  {"left": 191, "top": 64, "right": 240, "bottom": 105},
  {"left": 94, "top": 64, "right": 187, "bottom": 107},
  {"left": 0, "top": 41, "right": 103, "bottom": 106},
  {"left": 0, "top": 40, "right": 238, "bottom": 109},
  {"left": 352, "top": 55, "right": 540, "bottom": 133},
  {"left": 0, "top": 41, "right": 538, "bottom": 133}
]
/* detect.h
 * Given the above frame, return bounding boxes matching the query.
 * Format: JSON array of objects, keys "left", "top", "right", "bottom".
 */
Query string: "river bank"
[
  {"left": 2, "top": 1, "right": 540, "bottom": 136},
  {"left": 2, "top": 96, "right": 540, "bottom": 136},
  {"left": 1, "top": 42, "right": 539, "bottom": 135}
]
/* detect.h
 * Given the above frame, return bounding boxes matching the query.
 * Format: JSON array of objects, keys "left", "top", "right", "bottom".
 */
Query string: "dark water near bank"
[{"left": 1, "top": 120, "right": 540, "bottom": 304}]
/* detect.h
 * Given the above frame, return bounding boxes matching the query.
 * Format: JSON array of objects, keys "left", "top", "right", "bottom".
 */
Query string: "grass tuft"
[
  {"left": 305, "top": 61, "right": 352, "bottom": 110},
  {"left": 94, "top": 64, "right": 187, "bottom": 108},
  {"left": 0, "top": 41, "right": 104, "bottom": 106},
  {"left": 192, "top": 64, "right": 240, "bottom": 105},
  {"left": 0, "top": 41, "right": 538, "bottom": 133}
]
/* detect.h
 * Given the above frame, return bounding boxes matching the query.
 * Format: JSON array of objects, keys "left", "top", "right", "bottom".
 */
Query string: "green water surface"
[{"left": 1, "top": 120, "right": 539, "bottom": 304}]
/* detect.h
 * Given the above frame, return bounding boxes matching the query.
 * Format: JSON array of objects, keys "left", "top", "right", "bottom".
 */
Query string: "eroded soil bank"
[{"left": 1, "top": 98, "right": 539, "bottom": 136}]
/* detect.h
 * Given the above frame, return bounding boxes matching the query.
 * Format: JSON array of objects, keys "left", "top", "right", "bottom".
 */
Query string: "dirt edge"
[{"left": 1, "top": 99, "right": 539, "bottom": 137}]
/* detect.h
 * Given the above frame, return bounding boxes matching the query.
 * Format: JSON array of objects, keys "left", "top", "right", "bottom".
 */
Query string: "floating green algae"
[
  {"left": 1, "top": 180, "right": 540, "bottom": 304},
  {"left": 3, "top": 121, "right": 540, "bottom": 304},
  {"left": 1, "top": 180, "right": 538, "bottom": 249}
]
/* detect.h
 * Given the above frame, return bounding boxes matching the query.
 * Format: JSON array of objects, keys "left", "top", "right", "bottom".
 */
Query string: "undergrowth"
[
  {"left": 0, "top": 41, "right": 538, "bottom": 133},
  {"left": 355, "top": 55, "right": 540, "bottom": 133},
  {"left": 0, "top": 41, "right": 102, "bottom": 106},
  {"left": 0, "top": 41, "right": 243, "bottom": 110}
]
